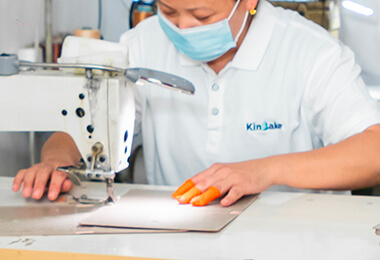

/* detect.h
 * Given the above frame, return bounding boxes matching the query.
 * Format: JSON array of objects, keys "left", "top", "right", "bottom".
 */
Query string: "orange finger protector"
[
  {"left": 191, "top": 187, "right": 221, "bottom": 207},
  {"left": 177, "top": 187, "right": 202, "bottom": 204},
  {"left": 172, "top": 179, "right": 195, "bottom": 198}
]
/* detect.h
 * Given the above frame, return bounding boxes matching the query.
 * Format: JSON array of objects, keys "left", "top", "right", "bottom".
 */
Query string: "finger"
[
  {"left": 32, "top": 169, "right": 53, "bottom": 200},
  {"left": 22, "top": 168, "right": 37, "bottom": 198},
  {"left": 61, "top": 179, "right": 73, "bottom": 193},
  {"left": 48, "top": 171, "right": 68, "bottom": 201},
  {"left": 220, "top": 187, "right": 244, "bottom": 207},
  {"left": 191, "top": 163, "right": 223, "bottom": 184},
  {"left": 191, "top": 187, "right": 221, "bottom": 206},
  {"left": 177, "top": 186, "right": 202, "bottom": 204},
  {"left": 172, "top": 179, "right": 195, "bottom": 198},
  {"left": 191, "top": 164, "right": 230, "bottom": 192},
  {"left": 13, "top": 169, "right": 27, "bottom": 192}
]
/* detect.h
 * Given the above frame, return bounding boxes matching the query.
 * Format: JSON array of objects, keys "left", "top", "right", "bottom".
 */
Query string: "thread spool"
[
  {"left": 132, "top": 11, "right": 154, "bottom": 28},
  {"left": 74, "top": 28, "right": 101, "bottom": 39}
]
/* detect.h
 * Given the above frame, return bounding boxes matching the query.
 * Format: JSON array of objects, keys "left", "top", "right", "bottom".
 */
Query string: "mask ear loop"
[
  {"left": 227, "top": 0, "right": 250, "bottom": 44},
  {"left": 233, "top": 11, "right": 249, "bottom": 44},
  {"left": 227, "top": 0, "right": 242, "bottom": 20}
]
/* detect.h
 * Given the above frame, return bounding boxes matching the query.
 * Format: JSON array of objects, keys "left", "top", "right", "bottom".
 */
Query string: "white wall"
[
  {"left": 101, "top": 0, "right": 133, "bottom": 42},
  {"left": 339, "top": 0, "right": 380, "bottom": 85},
  {"left": 52, "top": 0, "right": 132, "bottom": 42},
  {"left": 0, "top": 0, "right": 132, "bottom": 52},
  {"left": 0, "top": 0, "right": 45, "bottom": 53}
]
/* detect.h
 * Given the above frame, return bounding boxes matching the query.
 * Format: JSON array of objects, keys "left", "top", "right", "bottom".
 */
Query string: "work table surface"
[{"left": 0, "top": 176, "right": 379, "bottom": 260}]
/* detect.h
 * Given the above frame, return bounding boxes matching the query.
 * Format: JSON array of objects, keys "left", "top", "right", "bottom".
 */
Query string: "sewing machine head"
[{"left": 0, "top": 37, "right": 194, "bottom": 204}]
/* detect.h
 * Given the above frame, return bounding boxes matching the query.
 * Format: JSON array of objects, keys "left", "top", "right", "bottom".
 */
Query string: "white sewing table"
[{"left": 0, "top": 176, "right": 379, "bottom": 260}]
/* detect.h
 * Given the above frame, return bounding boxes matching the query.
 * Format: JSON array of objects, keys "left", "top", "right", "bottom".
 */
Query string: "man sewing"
[{"left": 13, "top": 0, "right": 380, "bottom": 206}]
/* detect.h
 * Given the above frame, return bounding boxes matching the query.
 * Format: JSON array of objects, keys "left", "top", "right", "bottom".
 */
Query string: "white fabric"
[{"left": 120, "top": 1, "right": 380, "bottom": 192}]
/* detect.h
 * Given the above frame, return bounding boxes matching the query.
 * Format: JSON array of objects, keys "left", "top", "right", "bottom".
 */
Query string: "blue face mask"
[{"left": 157, "top": 0, "right": 249, "bottom": 62}]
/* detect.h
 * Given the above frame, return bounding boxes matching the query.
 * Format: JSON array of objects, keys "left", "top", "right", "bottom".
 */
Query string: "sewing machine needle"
[{"left": 106, "top": 178, "right": 115, "bottom": 204}]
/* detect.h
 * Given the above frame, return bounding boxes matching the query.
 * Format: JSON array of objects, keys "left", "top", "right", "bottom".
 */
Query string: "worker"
[{"left": 13, "top": 0, "right": 380, "bottom": 207}]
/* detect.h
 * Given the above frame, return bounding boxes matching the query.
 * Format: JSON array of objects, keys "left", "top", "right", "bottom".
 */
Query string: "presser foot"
[
  {"left": 105, "top": 178, "right": 115, "bottom": 204},
  {"left": 56, "top": 166, "right": 116, "bottom": 205},
  {"left": 72, "top": 194, "right": 111, "bottom": 205},
  {"left": 62, "top": 194, "right": 117, "bottom": 205}
]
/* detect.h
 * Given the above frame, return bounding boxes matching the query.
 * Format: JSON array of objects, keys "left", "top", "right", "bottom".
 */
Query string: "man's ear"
[{"left": 246, "top": 0, "right": 259, "bottom": 14}]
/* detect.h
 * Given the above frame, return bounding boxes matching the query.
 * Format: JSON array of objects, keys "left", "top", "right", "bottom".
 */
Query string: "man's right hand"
[{"left": 12, "top": 160, "right": 73, "bottom": 201}]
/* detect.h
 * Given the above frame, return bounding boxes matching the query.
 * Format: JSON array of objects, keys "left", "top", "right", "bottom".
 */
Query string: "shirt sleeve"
[{"left": 303, "top": 41, "right": 380, "bottom": 146}]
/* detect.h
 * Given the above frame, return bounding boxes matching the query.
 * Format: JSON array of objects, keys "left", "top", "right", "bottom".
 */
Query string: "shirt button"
[
  {"left": 212, "top": 84, "right": 219, "bottom": 91},
  {"left": 211, "top": 108, "right": 219, "bottom": 115}
]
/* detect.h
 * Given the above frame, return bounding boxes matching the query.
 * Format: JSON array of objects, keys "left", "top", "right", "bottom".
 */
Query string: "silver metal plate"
[
  {"left": 80, "top": 189, "right": 258, "bottom": 232},
  {"left": 0, "top": 204, "right": 96, "bottom": 236},
  {"left": 0, "top": 203, "right": 182, "bottom": 236}
]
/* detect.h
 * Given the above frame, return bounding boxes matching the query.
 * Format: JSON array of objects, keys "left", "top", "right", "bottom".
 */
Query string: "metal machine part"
[
  {"left": 0, "top": 53, "right": 18, "bottom": 75},
  {"left": 15, "top": 60, "right": 195, "bottom": 95},
  {"left": 0, "top": 55, "right": 195, "bottom": 204},
  {"left": 0, "top": 57, "right": 195, "bottom": 95},
  {"left": 125, "top": 67, "right": 195, "bottom": 94}
]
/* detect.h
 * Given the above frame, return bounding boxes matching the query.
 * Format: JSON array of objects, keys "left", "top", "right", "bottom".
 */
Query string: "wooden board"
[{"left": 0, "top": 248, "right": 173, "bottom": 260}]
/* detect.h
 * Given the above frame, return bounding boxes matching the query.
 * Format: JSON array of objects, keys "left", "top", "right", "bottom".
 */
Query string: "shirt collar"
[
  {"left": 180, "top": 0, "right": 276, "bottom": 71},
  {"left": 230, "top": 0, "right": 276, "bottom": 71}
]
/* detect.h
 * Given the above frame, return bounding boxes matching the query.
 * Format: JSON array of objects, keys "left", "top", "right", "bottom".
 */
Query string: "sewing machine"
[{"left": 0, "top": 43, "right": 194, "bottom": 204}]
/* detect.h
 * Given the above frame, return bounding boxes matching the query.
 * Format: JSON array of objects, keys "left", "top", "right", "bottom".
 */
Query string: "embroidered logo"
[{"left": 246, "top": 121, "right": 282, "bottom": 131}]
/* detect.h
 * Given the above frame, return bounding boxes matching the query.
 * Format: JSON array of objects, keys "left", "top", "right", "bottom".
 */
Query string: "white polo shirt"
[{"left": 120, "top": 1, "right": 380, "bottom": 191}]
